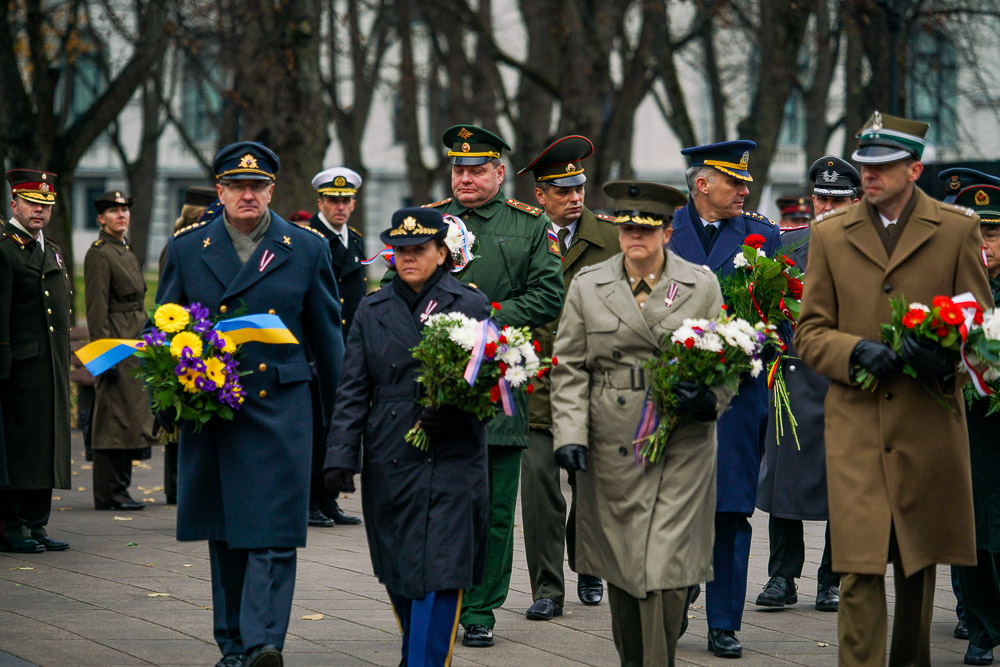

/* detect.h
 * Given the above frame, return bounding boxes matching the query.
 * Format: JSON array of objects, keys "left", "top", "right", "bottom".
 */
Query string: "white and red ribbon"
[{"left": 953, "top": 291, "right": 993, "bottom": 396}]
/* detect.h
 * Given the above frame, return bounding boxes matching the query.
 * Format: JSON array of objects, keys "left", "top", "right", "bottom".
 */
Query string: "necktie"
[
  {"left": 557, "top": 228, "right": 570, "bottom": 256},
  {"left": 885, "top": 223, "right": 896, "bottom": 237},
  {"left": 705, "top": 223, "right": 717, "bottom": 239}
]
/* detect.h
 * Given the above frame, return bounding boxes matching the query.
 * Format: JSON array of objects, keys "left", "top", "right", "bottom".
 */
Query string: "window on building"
[
  {"left": 181, "top": 53, "right": 222, "bottom": 142},
  {"left": 907, "top": 30, "right": 957, "bottom": 148},
  {"left": 778, "top": 92, "right": 805, "bottom": 147}
]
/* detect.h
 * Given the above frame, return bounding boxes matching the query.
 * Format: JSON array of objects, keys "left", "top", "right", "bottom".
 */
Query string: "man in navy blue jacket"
[{"left": 667, "top": 140, "right": 781, "bottom": 659}]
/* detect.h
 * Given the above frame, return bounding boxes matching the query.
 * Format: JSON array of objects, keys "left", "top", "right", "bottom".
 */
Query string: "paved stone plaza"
[{"left": 0, "top": 434, "right": 975, "bottom": 665}]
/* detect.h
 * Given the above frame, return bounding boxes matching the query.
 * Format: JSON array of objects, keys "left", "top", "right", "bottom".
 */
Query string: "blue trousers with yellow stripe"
[{"left": 387, "top": 588, "right": 462, "bottom": 667}]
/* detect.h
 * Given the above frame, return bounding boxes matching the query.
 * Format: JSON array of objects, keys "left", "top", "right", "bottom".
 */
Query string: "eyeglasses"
[{"left": 220, "top": 181, "right": 272, "bottom": 193}]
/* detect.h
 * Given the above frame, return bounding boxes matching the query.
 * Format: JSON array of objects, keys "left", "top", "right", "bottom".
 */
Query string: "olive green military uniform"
[
  {"left": 424, "top": 190, "right": 564, "bottom": 629},
  {"left": 522, "top": 207, "right": 619, "bottom": 606},
  {"left": 84, "top": 229, "right": 156, "bottom": 507},
  {"left": 0, "top": 220, "right": 72, "bottom": 542}
]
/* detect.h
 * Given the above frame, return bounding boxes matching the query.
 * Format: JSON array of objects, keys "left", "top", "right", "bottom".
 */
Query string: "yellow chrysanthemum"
[
  {"left": 204, "top": 356, "right": 227, "bottom": 386},
  {"left": 178, "top": 369, "right": 203, "bottom": 394},
  {"left": 154, "top": 303, "right": 190, "bottom": 333},
  {"left": 219, "top": 333, "right": 236, "bottom": 354},
  {"left": 170, "top": 331, "right": 204, "bottom": 358}
]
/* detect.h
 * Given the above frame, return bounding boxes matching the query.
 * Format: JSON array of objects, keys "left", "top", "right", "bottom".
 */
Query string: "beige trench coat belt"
[{"left": 591, "top": 367, "right": 647, "bottom": 391}]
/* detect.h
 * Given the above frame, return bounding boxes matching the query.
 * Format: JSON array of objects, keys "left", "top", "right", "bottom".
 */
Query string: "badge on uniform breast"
[
  {"left": 259, "top": 249, "right": 275, "bottom": 272},
  {"left": 665, "top": 282, "right": 678, "bottom": 308},
  {"left": 419, "top": 299, "right": 439, "bottom": 323}
]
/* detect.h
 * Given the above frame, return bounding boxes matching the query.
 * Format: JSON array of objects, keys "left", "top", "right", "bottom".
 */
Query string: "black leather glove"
[
  {"left": 324, "top": 467, "right": 356, "bottom": 495},
  {"left": 759, "top": 343, "right": 779, "bottom": 366},
  {"left": 850, "top": 340, "right": 901, "bottom": 381},
  {"left": 418, "top": 405, "right": 474, "bottom": 437},
  {"left": 101, "top": 366, "right": 119, "bottom": 382},
  {"left": 152, "top": 406, "right": 178, "bottom": 436},
  {"left": 674, "top": 381, "right": 718, "bottom": 421},
  {"left": 900, "top": 333, "right": 956, "bottom": 382},
  {"left": 554, "top": 445, "right": 588, "bottom": 472}
]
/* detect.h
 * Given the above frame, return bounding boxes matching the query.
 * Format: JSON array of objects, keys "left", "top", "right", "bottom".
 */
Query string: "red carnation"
[
  {"left": 491, "top": 301, "right": 502, "bottom": 311},
  {"left": 498, "top": 361, "right": 509, "bottom": 375},
  {"left": 536, "top": 368, "right": 546, "bottom": 379},
  {"left": 744, "top": 234, "right": 766, "bottom": 249},
  {"left": 526, "top": 384, "right": 535, "bottom": 395},
  {"left": 484, "top": 342, "right": 497, "bottom": 358},
  {"left": 551, "top": 356, "right": 559, "bottom": 366},
  {"left": 532, "top": 340, "right": 541, "bottom": 353},
  {"left": 498, "top": 335, "right": 508, "bottom": 345},
  {"left": 936, "top": 327, "right": 950, "bottom": 338},
  {"left": 786, "top": 277, "right": 803, "bottom": 300},
  {"left": 490, "top": 385, "right": 501, "bottom": 402},
  {"left": 684, "top": 338, "right": 695, "bottom": 349},
  {"left": 975, "top": 309, "right": 985, "bottom": 325}
]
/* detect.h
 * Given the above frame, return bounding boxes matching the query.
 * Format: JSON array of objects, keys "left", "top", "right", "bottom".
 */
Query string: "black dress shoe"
[
  {"left": 755, "top": 576, "right": 797, "bottom": 608},
  {"left": 2, "top": 536, "right": 45, "bottom": 553},
  {"left": 165, "top": 495, "right": 177, "bottom": 505},
  {"left": 815, "top": 583, "right": 839, "bottom": 611},
  {"left": 33, "top": 536, "right": 70, "bottom": 551},
  {"left": 245, "top": 644, "right": 282, "bottom": 667},
  {"left": 577, "top": 574, "right": 604, "bottom": 605},
  {"left": 215, "top": 654, "right": 246, "bottom": 667},
  {"left": 462, "top": 624, "right": 494, "bottom": 647},
  {"left": 95, "top": 499, "right": 145, "bottom": 511},
  {"left": 526, "top": 598, "right": 563, "bottom": 620},
  {"left": 707, "top": 628, "right": 742, "bottom": 658},
  {"left": 957, "top": 619, "right": 971, "bottom": 640},
  {"left": 966, "top": 644, "right": 995, "bottom": 666},
  {"left": 308, "top": 505, "right": 336, "bottom": 527},
  {"left": 325, "top": 499, "right": 362, "bottom": 525},
  {"left": 679, "top": 584, "right": 701, "bottom": 638}
]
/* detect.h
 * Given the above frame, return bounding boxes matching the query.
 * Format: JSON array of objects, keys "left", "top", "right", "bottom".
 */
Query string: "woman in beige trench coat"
[{"left": 550, "top": 181, "right": 734, "bottom": 667}]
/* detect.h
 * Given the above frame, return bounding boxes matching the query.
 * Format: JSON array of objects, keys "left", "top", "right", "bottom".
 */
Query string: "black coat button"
[
  {"left": 389, "top": 410, "right": 396, "bottom": 418},
  {"left": 612, "top": 350, "right": 622, "bottom": 360},
  {"left": 883, "top": 284, "right": 892, "bottom": 293},
  {"left": 883, "top": 392, "right": 893, "bottom": 400},
  {"left": 884, "top": 444, "right": 892, "bottom": 452},
  {"left": 618, "top": 446, "right": 628, "bottom": 456},
  {"left": 617, "top": 396, "right": 626, "bottom": 406}
]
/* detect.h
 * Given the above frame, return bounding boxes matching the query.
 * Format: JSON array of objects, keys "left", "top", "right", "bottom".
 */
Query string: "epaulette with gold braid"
[
  {"left": 1, "top": 232, "right": 26, "bottom": 248},
  {"left": 595, "top": 212, "right": 617, "bottom": 223},
  {"left": 422, "top": 198, "right": 453, "bottom": 208},
  {"left": 349, "top": 226, "right": 362, "bottom": 237},
  {"left": 302, "top": 225, "right": 326, "bottom": 240},
  {"left": 174, "top": 220, "right": 208, "bottom": 237},
  {"left": 506, "top": 198, "right": 542, "bottom": 216},
  {"left": 744, "top": 210, "right": 776, "bottom": 226}
]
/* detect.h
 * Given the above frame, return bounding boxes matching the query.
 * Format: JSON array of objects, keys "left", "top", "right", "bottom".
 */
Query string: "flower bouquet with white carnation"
[
  {"left": 442, "top": 214, "right": 477, "bottom": 270},
  {"left": 634, "top": 310, "right": 770, "bottom": 465},
  {"left": 405, "top": 302, "right": 553, "bottom": 450},
  {"left": 962, "top": 307, "right": 1000, "bottom": 414}
]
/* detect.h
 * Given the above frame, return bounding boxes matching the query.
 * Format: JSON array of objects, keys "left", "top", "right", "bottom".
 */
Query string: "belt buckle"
[{"left": 629, "top": 367, "right": 645, "bottom": 391}]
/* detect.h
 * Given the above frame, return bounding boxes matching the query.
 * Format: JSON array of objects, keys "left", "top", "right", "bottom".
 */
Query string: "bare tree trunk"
[{"left": 802, "top": 0, "right": 842, "bottom": 162}]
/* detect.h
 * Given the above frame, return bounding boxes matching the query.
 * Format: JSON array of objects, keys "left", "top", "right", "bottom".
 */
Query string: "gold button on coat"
[
  {"left": 268, "top": 309, "right": 275, "bottom": 315},
  {"left": 258, "top": 390, "right": 267, "bottom": 398},
  {"left": 219, "top": 305, "right": 228, "bottom": 313},
  {"left": 259, "top": 363, "right": 267, "bottom": 372}
]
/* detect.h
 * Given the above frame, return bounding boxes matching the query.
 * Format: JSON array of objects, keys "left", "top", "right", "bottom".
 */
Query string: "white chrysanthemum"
[
  {"left": 750, "top": 359, "right": 763, "bottom": 377},
  {"left": 448, "top": 325, "right": 478, "bottom": 350},
  {"left": 505, "top": 365, "right": 529, "bottom": 387},
  {"left": 756, "top": 248, "right": 767, "bottom": 258},
  {"left": 694, "top": 332, "right": 723, "bottom": 353},
  {"left": 985, "top": 367, "right": 1000, "bottom": 382},
  {"left": 982, "top": 309, "right": 1000, "bottom": 341},
  {"left": 909, "top": 302, "right": 930, "bottom": 313},
  {"left": 498, "top": 345, "right": 523, "bottom": 366},
  {"left": 733, "top": 253, "right": 749, "bottom": 269}
]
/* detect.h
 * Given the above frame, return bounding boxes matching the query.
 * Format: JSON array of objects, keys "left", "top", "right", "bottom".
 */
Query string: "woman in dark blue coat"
[{"left": 324, "top": 207, "right": 491, "bottom": 667}]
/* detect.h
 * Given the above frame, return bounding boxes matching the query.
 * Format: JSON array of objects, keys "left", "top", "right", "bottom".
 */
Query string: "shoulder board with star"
[
  {"left": 743, "top": 210, "right": 776, "bottom": 226},
  {"left": 300, "top": 225, "right": 326, "bottom": 240},
  {"left": 941, "top": 202, "right": 976, "bottom": 218},
  {"left": 506, "top": 198, "right": 543, "bottom": 216},
  {"left": 173, "top": 220, "right": 209, "bottom": 237},
  {"left": 349, "top": 225, "right": 363, "bottom": 237},
  {"left": 91, "top": 239, "right": 105, "bottom": 248},
  {"left": 813, "top": 207, "right": 849, "bottom": 225},
  {"left": 0, "top": 232, "right": 27, "bottom": 248},
  {"left": 422, "top": 197, "right": 453, "bottom": 209},
  {"left": 595, "top": 212, "right": 617, "bottom": 223}
]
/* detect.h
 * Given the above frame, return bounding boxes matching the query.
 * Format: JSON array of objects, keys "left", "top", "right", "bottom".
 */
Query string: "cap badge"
[
  {"left": 457, "top": 127, "right": 473, "bottom": 139},
  {"left": 39, "top": 183, "right": 50, "bottom": 192},
  {"left": 402, "top": 216, "right": 417, "bottom": 232},
  {"left": 628, "top": 185, "right": 640, "bottom": 197},
  {"left": 976, "top": 190, "right": 990, "bottom": 206},
  {"left": 827, "top": 160, "right": 834, "bottom": 167},
  {"left": 566, "top": 163, "right": 575, "bottom": 172},
  {"left": 238, "top": 154, "right": 259, "bottom": 169},
  {"left": 821, "top": 169, "right": 839, "bottom": 183},
  {"left": 872, "top": 111, "right": 883, "bottom": 132},
  {"left": 333, "top": 176, "right": 346, "bottom": 187},
  {"left": 41, "top": 173, "right": 47, "bottom": 180},
  {"left": 739, "top": 152, "right": 749, "bottom": 169},
  {"left": 461, "top": 142, "right": 471, "bottom": 153},
  {"left": 949, "top": 176, "right": 961, "bottom": 191}
]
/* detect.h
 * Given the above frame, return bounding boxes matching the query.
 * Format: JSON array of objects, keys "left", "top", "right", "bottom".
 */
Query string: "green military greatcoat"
[
  {"left": 423, "top": 189, "right": 565, "bottom": 446},
  {"left": 0, "top": 222, "right": 72, "bottom": 490},
  {"left": 84, "top": 230, "right": 156, "bottom": 451}
]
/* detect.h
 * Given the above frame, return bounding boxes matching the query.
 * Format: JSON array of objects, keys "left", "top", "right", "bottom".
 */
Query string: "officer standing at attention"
[
  {"left": 84, "top": 191, "right": 156, "bottom": 512},
  {"left": 388, "top": 124, "right": 564, "bottom": 647},
  {"left": 0, "top": 169, "right": 72, "bottom": 554},
  {"left": 304, "top": 167, "right": 365, "bottom": 528},
  {"left": 156, "top": 141, "right": 344, "bottom": 667},
  {"left": 667, "top": 141, "right": 781, "bottom": 658},
  {"left": 514, "top": 135, "right": 618, "bottom": 620},
  {"left": 755, "top": 156, "right": 860, "bottom": 614}
]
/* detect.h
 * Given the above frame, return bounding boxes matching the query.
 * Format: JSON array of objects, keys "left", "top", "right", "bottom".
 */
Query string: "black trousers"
[
  {"left": 92, "top": 449, "right": 141, "bottom": 507},
  {"left": 163, "top": 442, "right": 178, "bottom": 503},
  {"left": 0, "top": 488, "right": 53, "bottom": 542},
  {"left": 956, "top": 550, "right": 1000, "bottom": 649},
  {"left": 208, "top": 541, "right": 297, "bottom": 658},
  {"left": 767, "top": 516, "right": 838, "bottom": 586}
]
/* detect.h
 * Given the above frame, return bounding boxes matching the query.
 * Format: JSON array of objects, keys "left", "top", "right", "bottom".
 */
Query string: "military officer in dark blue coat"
[
  {"left": 667, "top": 140, "right": 781, "bottom": 658},
  {"left": 303, "top": 167, "right": 366, "bottom": 527},
  {"left": 939, "top": 167, "right": 1000, "bottom": 204},
  {"left": 156, "top": 141, "right": 344, "bottom": 667}
]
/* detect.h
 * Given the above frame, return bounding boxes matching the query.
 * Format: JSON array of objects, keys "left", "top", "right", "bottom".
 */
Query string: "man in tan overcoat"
[
  {"left": 551, "top": 181, "right": 734, "bottom": 666},
  {"left": 795, "top": 112, "right": 991, "bottom": 666}
]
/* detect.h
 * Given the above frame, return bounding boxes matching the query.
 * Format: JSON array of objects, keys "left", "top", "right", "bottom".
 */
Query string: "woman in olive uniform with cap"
[
  {"left": 324, "top": 207, "right": 491, "bottom": 667},
  {"left": 84, "top": 191, "right": 156, "bottom": 511},
  {"left": 551, "top": 181, "right": 733, "bottom": 666}
]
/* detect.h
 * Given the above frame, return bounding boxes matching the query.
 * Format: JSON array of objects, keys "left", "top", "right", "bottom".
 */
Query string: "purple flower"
[
  {"left": 193, "top": 319, "right": 213, "bottom": 334},
  {"left": 143, "top": 329, "right": 167, "bottom": 346},
  {"left": 177, "top": 349, "right": 206, "bottom": 373},
  {"left": 187, "top": 303, "right": 210, "bottom": 321},
  {"left": 754, "top": 331, "right": 768, "bottom": 343},
  {"left": 195, "top": 376, "right": 217, "bottom": 392}
]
